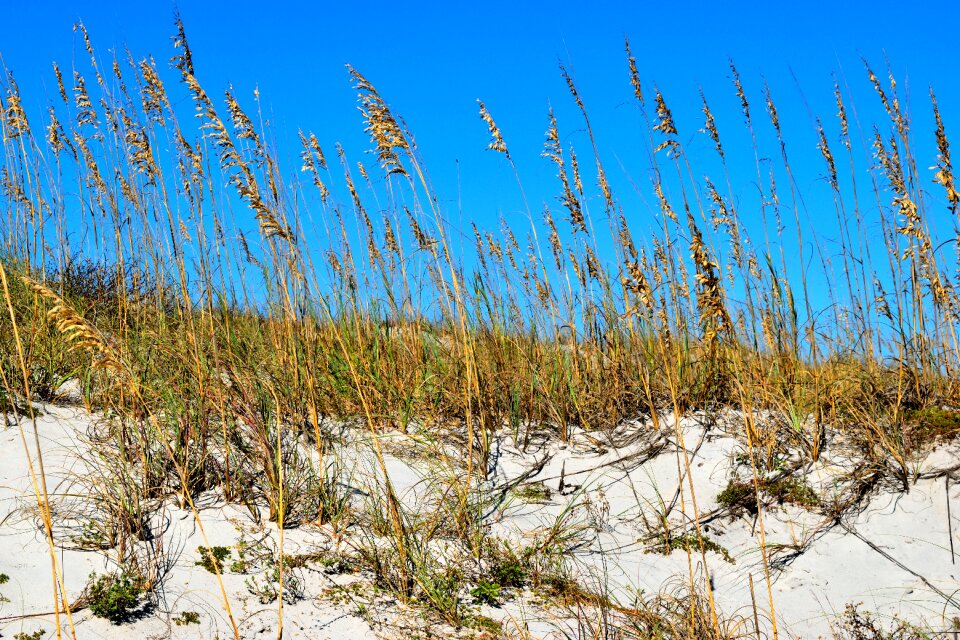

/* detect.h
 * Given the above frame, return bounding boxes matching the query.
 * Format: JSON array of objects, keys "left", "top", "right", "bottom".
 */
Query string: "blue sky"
[
  {"left": 4, "top": 1, "right": 954, "bottom": 194},
  {"left": 3, "top": 1, "right": 958, "bottom": 323}
]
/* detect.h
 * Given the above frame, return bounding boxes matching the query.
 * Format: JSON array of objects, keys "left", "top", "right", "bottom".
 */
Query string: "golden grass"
[{"left": 0, "top": 17, "right": 957, "bottom": 640}]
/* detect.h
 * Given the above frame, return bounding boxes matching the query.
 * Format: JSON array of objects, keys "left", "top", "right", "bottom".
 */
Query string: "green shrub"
[
  {"left": 84, "top": 571, "right": 144, "bottom": 623},
  {"left": 464, "top": 613, "right": 502, "bottom": 634}
]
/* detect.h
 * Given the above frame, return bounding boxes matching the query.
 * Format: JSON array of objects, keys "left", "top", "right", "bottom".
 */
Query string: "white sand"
[
  {"left": 1, "top": 405, "right": 958, "bottom": 638},
  {"left": 0, "top": 406, "right": 375, "bottom": 640}
]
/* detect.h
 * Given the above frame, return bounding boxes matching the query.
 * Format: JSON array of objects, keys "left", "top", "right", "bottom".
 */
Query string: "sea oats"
[
  {"left": 569, "top": 145, "right": 583, "bottom": 195},
  {"left": 834, "top": 79, "right": 851, "bottom": 151},
  {"left": 347, "top": 65, "right": 409, "bottom": 177},
  {"left": 139, "top": 58, "right": 168, "bottom": 124},
  {"left": 383, "top": 215, "right": 400, "bottom": 259},
  {"left": 73, "top": 72, "right": 98, "bottom": 128},
  {"left": 932, "top": 90, "right": 958, "bottom": 213},
  {"left": 3, "top": 74, "right": 30, "bottom": 140},
  {"left": 542, "top": 110, "right": 586, "bottom": 233},
  {"left": 816, "top": 119, "right": 839, "bottom": 191},
  {"left": 652, "top": 90, "right": 679, "bottom": 154},
  {"left": 543, "top": 207, "right": 564, "bottom": 271},
  {"left": 729, "top": 60, "right": 751, "bottom": 123},
  {"left": 625, "top": 38, "right": 644, "bottom": 106},
  {"left": 477, "top": 100, "right": 509, "bottom": 158},
  {"left": 52, "top": 62, "right": 68, "bottom": 104},
  {"left": 654, "top": 180, "right": 678, "bottom": 223},
  {"left": 687, "top": 213, "right": 730, "bottom": 344},
  {"left": 172, "top": 14, "right": 195, "bottom": 76},
  {"left": 121, "top": 111, "right": 158, "bottom": 182},
  {"left": 299, "top": 131, "right": 330, "bottom": 202},
  {"left": 700, "top": 91, "right": 723, "bottom": 160},
  {"left": 225, "top": 89, "right": 262, "bottom": 147},
  {"left": 472, "top": 223, "right": 488, "bottom": 271},
  {"left": 21, "top": 277, "right": 124, "bottom": 374},
  {"left": 45, "top": 109, "right": 74, "bottom": 158},
  {"left": 405, "top": 206, "right": 436, "bottom": 253}
]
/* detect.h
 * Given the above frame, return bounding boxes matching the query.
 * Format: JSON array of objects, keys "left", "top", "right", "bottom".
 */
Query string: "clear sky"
[{"left": 3, "top": 0, "right": 958, "bottom": 314}]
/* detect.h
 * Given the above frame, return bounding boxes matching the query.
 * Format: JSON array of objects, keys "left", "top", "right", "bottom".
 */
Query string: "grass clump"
[
  {"left": 538, "top": 572, "right": 606, "bottom": 607},
  {"left": 765, "top": 477, "right": 820, "bottom": 507},
  {"left": 0, "top": 384, "right": 29, "bottom": 416},
  {"left": 83, "top": 571, "right": 146, "bottom": 624},
  {"left": 416, "top": 567, "right": 465, "bottom": 624},
  {"left": 70, "top": 520, "right": 113, "bottom": 550},
  {"left": 283, "top": 551, "right": 357, "bottom": 575}
]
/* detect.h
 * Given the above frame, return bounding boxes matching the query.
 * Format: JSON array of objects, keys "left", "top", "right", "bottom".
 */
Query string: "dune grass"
[{"left": 0, "top": 15, "right": 958, "bottom": 640}]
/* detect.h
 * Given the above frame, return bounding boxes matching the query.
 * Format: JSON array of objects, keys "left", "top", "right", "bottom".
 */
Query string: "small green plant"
[
  {"left": 834, "top": 603, "right": 928, "bottom": 640},
  {"left": 71, "top": 520, "right": 112, "bottom": 550},
  {"left": 196, "top": 545, "right": 232, "bottom": 574},
  {"left": 513, "top": 481, "right": 552, "bottom": 503},
  {"left": 283, "top": 550, "right": 356, "bottom": 574},
  {"left": 464, "top": 613, "right": 502, "bottom": 634},
  {"left": 718, "top": 476, "right": 819, "bottom": 515},
  {"left": 245, "top": 566, "right": 305, "bottom": 604},
  {"left": 903, "top": 407, "right": 960, "bottom": 448},
  {"left": 14, "top": 631, "right": 45, "bottom": 640},
  {"left": 470, "top": 579, "right": 501, "bottom": 606},
  {"left": 173, "top": 610, "right": 201, "bottom": 626},
  {"left": 419, "top": 567, "right": 464, "bottom": 623},
  {"left": 765, "top": 477, "right": 819, "bottom": 508},
  {"left": 229, "top": 537, "right": 251, "bottom": 573},
  {"left": 537, "top": 571, "right": 604, "bottom": 607},
  {"left": 717, "top": 479, "right": 757, "bottom": 513},
  {"left": 646, "top": 531, "right": 735, "bottom": 564},
  {"left": 489, "top": 561, "right": 526, "bottom": 589},
  {"left": 84, "top": 571, "right": 145, "bottom": 623}
]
